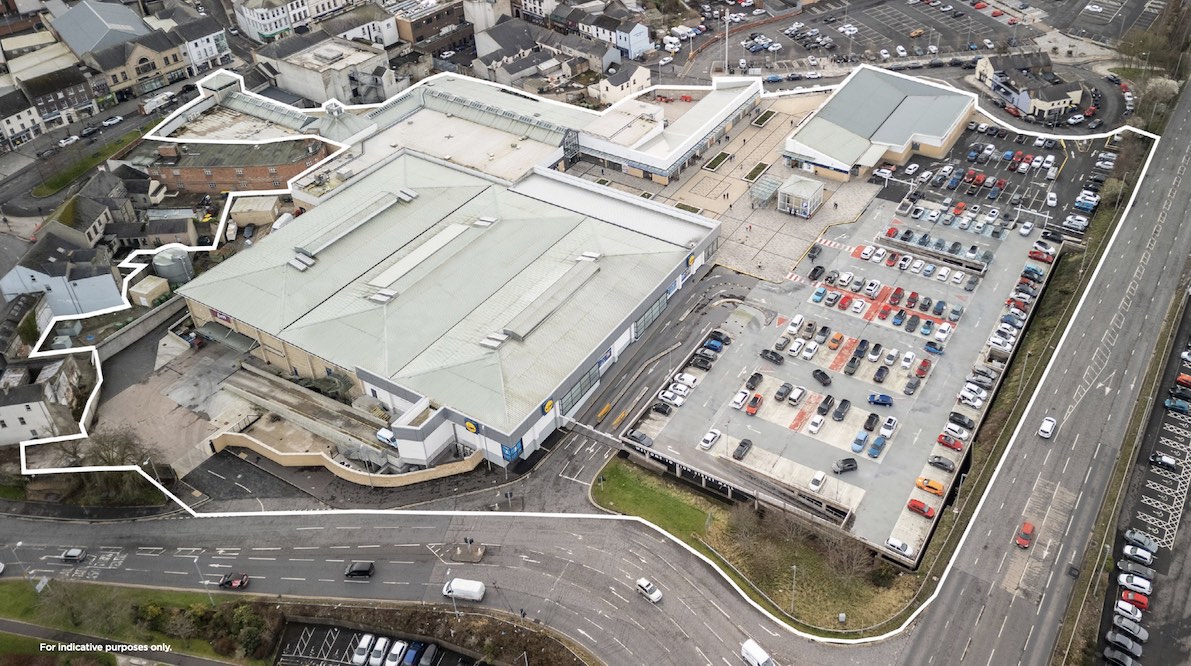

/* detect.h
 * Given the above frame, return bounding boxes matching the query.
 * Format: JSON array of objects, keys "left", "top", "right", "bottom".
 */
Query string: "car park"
[
  {"left": 927, "top": 454, "right": 955, "bottom": 472},
  {"left": 733, "top": 439, "right": 753, "bottom": 460},
  {"left": 916, "top": 477, "right": 945, "bottom": 496},
  {"left": 808, "top": 414, "right": 826, "bottom": 434},
  {"left": 745, "top": 394, "right": 763, "bottom": 415},
  {"left": 1117, "top": 574, "right": 1152, "bottom": 595},
  {"left": 700, "top": 429, "right": 721, "bottom": 450},
  {"left": 1124, "top": 529, "right": 1159, "bottom": 553},
  {"left": 907, "top": 499, "right": 935, "bottom": 517}
]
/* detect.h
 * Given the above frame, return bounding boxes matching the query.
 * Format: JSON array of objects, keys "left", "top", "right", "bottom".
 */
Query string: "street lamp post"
[
  {"left": 789, "top": 564, "right": 797, "bottom": 613},
  {"left": 446, "top": 568, "right": 460, "bottom": 617},
  {"left": 10, "top": 541, "right": 29, "bottom": 578},
  {"left": 194, "top": 556, "right": 215, "bottom": 607}
]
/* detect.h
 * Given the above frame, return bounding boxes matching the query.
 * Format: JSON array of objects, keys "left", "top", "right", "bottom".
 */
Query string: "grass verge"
[
  {"left": 752, "top": 110, "right": 776, "bottom": 127},
  {"left": 743, "top": 162, "right": 770, "bottom": 182},
  {"left": 32, "top": 129, "right": 145, "bottom": 197},
  {"left": 0, "top": 631, "right": 117, "bottom": 665},
  {"left": 675, "top": 202, "right": 703, "bottom": 214}
]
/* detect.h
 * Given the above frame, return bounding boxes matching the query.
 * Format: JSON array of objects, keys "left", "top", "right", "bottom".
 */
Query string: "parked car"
[{"left": 732, "top": 439, "right": 753, "bottom": 460}]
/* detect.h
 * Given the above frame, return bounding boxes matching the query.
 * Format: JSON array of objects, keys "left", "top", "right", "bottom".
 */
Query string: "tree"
[
  {"left": 37, "top": 580, "right": 89, "bottom": 627},
  {"left": 166, "top": 611, "right": 198, "bottom": 645},
  {"left": 55, "top": 429, "right": 156, "bottom": 504},
  {"left": 1144, "top": 77, "right": 1179, "bottom": 103},
  {"left": 824, "top": 535, "right": 875, "bottom": 582},
  {"left": 1100, "top": 178, "right": 1126, "bottom": 208}
]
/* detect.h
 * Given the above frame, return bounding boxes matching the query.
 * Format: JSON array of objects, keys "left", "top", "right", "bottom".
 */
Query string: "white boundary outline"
[{"left": 9, "top": 65, "right": 1163, "bottom": 646}]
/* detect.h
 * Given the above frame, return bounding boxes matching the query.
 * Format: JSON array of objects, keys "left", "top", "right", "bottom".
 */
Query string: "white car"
[
  {"left": 674, "top": 372, "right": 699, "bottom": 387},
  {"left": 926, "top": 210, "right": 941, "bottom": 223},
  {"left": 1017, "top": 161, "right": 1031, "bottom": 174},
  {"left": 1019, "top": 221, "right": 1035, "bottom": 236},
  {"left": 904, "top": 163, "right": 920, "bottom": 176},
  {"left": 1085, "top": 3, "right": 1103, "bottom": 11},
  {"left": 102, "top": 116, "right": 123, "bottom": 127},
  {"left": 658, "top": 56, "right": 673, "bottom": 66},
  {"left": 1043, "top": 155, "right": 1056, "bottom": 169},
  {"left": 952, "top": 270, "right": 966, "bottom": 284},
  {"left": 927, "top": 44, "right": 938, "bottom": 54},
  {"left": 787, "top": 339, "right": 805, "bottom": 356},
  {"left": 879, "top": 48, "right": 891, "bottom": 59},
  {"left": 1045, "top": 191, "right": 1057, "bottom": 207},
  {"left": 851, "top": 299, "right": 866, "bottom": 315},
  {"left": 700, "top": 429, "right": 721, "bottom": 450},
  {"left": 805, "top": 71, "right": 821, "bottom": 79},
  {"left": 895, "top": 45, "right": 907, "bottom": 57},
  {"left": 807, "top": 414, "right": 825, "bottom": 434},
  {"left": 731, "top": 390, "right": 750, "bottom": 410},
  {"left": 1038, "top": 417, "right": 1056, "bottom": 438},
  {"left": 982, "top": 38, "right": 995, "bottom": 48},
  {"left": 984, "top": 208, "right": 999, "bottom": 223},
  {"left": 658, "top": 390, "right": 685, "bottom": 407},
  {"left": 871, "top": 247, "right": 887, "bottom": 263},
  {"left": 790, "top": 21, "right": 805, "bottom": 29},
  {"left": 1117, "top": 574, "right": 1152, "bottom": 595},
  {"left": 58, "top": 135, "right": 79, "bottom": 147},
  {"left": 880, "top": 416, "right": 898, "bottom": 438},
  {"left": 441, "top": 50, "right": 456, "bottom": 58},
  {"left": 668, "top": 383, "right": 691, "bottom": 397},
  {"left": 962, "top": 384, "right": 988, "bottom": 400},
  {"left": 1122, "top": 545, "right": 1154, "bottom": 565},
  {"left": 944, "top": 423, "right": 969, "bottom": 441},
  {"left": 802, "top": 341, "right": 820, "bottom": 360},
  {"left": 769, "top": 43, "right": 783, "bottom": 51},
  {"left": 884, "top": 348, "right": 899, "bottom": 366},
  {"left": 988, "top": 336, "right": 1014, "bottom": 352},
  {"left": 838, "top": 271, "right": 855, "bottom": 288},
  {"left": 910, "top": 259, "right": 925, "bottom": 273},
  {"left": 935, "top": 323, "right": 953, "bottom": 341},
  {"left": 936, "top": 266, "right": 951, "bottom": 282},
  {"left": 1115, "top": 600, "right": 1143, "bottom": 623},
  {"left": 352, "top": 636, "right": 376, "bottom": 666},
  {"left": 809, "top": 470, "right": 827, "bottom": 492},
  {"left": 753, "top": 7, "right": 767, "bottom": 14},
  {"left": 901, "top": 351, "right": 917, "bottom": 369},
  {"left": 899, "top": 254, "right": 914, "bottom": 270},
  {"left": 917, "top": 170, "right": 934, "bottom": 184},
  {"left": 860, "top": 245, "right": 876, "bottom": 260},
  {"left": 1030, "top": 155, "right": 1045, "bottom": 170},
  {"left": 1033, "top": 136, "right": 1046, "bottom": 147},
  {"left": 808, "top": 55, "right": 819, "bottom": 66}
]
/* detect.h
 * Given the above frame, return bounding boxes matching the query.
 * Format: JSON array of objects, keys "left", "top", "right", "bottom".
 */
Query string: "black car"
[
  {"left": 904, "top": 377, "right": 921, "bottom": 395},
  {"left": 965, "top": 275, "right": 979, "bottom": 292},
  {"left": 181, "top": 83, "right": 198, "bottom": 93},
  {"left": 832, "top": 457, "right": 858, "bottom": 474},
  {"left": 775, "top": 382, "right": 793, "bottom": 401},
  {"left": 817, "top": 394, "right": 836, "bottom": 415},
  {"left": 759, "top": 349, "right": 784, "bottom": 365},
  {"left": 709, "top": 330, "right": 733, "bottom": 345},
  {"left": 825, "top": 270, "right": 839, "bottom": 285},
  {"left": 243, "top": 223, "right": 257, "bottom": 239},
  {"left": 687, "top": 356, "right": 713, "bottom": 371},
  {"left": 746, "top": 372, "right": 763, "bottom": 390},
  {"left": 905, "top": 314, "right": 920, "bottom": 332},
  {"left": 949, "top": 412, "right": 976, "bottom": 430},
  {"left": 874, "top": 366, "right": 889, "bottom": 383},
  {"left": 80, "top": 125, "right": 100, "bottom": 137},
  {"left": 218, "top": 572, "right": 250, "bottom": 589},
  {"left": 855, "top": 339, "right": 869, "bottom": 356},
  {"left": 344, "top": 561, "right": 376, "bottom": 578},
  {"left": 812, "top": 369, "right": 832, "bottom": 386},
  {"left": 1169, "top": 385, "right": 1191, "bottom": 401},
  {"left": 809, "top": 265, "right": 825, "bottom": 280},
  {"left": 808, "top": 244, "right": 822, "bottom": 260},
  {"left": 36, "top": 147, "right": 58, "bottom": 158},
  {"left": 832, "top": 398, "right": 852, "bottom": 421},
  {"left": 900, "top": 228, "right": 914, "bottom": 242},
  {"left": 927, "top": 455, "right": 955, "bottom": 473},
  {"left": 786, "top": 73, "right": 804, "bottom": 81},
  {"left": 651, "top": 402, "right": 672, "bottom": 416},
  {"left": 845, "top": 356, "right": 861, "bottom": 376},
  {"left": 732, "top": 439, "right": 753, "bottom": 460},
  {"left": 863, "top": 412, "right": 879, "bottom": 432},
  {"left": 919, "top": 296, "right": 932, "bottom": 313}
]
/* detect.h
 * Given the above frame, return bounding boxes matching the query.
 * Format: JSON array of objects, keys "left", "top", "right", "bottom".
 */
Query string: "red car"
[
  {"left": 890, "top": 287, "right": 905, "bottom": 305},
  {"left": 1008, "top": 16, "right": 1018, "bottom": 24},
  {"left": 1029, "top": 250, "right": 1055, "bottom": 263},
  {"left": 1086, "top": 105, "right": 1098, "bottom": 117},
  {"left": 886, "top": 226, "right": 899, "bottom": 238},
  {"left": 973, "top": 173, "right": 987, "bottom": 187},
  {"left": 916, "top": 359, "right": 931, "bottom": 378},
  {"left": 1013, "top": 150, "right": 1023, "bottom": 162},
  {"left": 886, "top": 252, "right": 899, "bottom": 267},
  {"left": 1023, "top": 154, "right": 1034, "bottom": 165},
  {"left": 994, "top": 178, "right": 1007, "bottom": 190},
  {"left": 937, "top": 434, "right": 964, "bottom": 451},
  {"left": 963, "top": 169, "right": 976, "bottom": 183},
  {"left": 974, "top": 1, "right": 987, "bottom": 8},
  {"left": 1007, "top": 299, "right": 1029, "bottom": 312},
  {"left": 1121, "top": 591, "right": 1149, "bottom": 611},
  {"left": 1014, "top": 521, "right": 1035, "bottom": 548},
  {"left": 839, "top": 295, "right": 853, "bottom": 310},
  {"left": 953, "top": 202, "right": 967, "bottom": 215},
  {"left": 218, "top": 572, "right": 250, "bottom": 589},
  {"left": 878, "top": 304, "right": 892, "bottom": 320},
  {"left": 907, "top": 291, "right": 920, "bottom": 308},
  {"left": 908, "top": 499, "right": 936, "bottom": 518},
  {"left": 746, "top": 393, "right": 763, "bottom": 416},
  {"left": 991, "top": 8, "right": 1003, "bottom": 16}
]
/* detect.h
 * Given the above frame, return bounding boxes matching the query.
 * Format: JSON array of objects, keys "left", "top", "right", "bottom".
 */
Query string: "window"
[
  {"left": 24, "top": 405, "right": 30, "bottom": 411},
  {"left": 16, "top": 417, "right": 24, "bottom": 426},
  {"left": 204, "top": 169, "right": 212, "bottom": 176},
  {"left": 0, "top": 420, "right": 6, "bottom": 428},
  {"left": 268, "top": 166, "right": 277, "bottom": 174},
  {"left": 272, "top": 180, "right": 281, "bottom": 187},
  {"left": 172, "top": 54, "right": 179, "bottom": 63},
  {"left": 172, "top": 169, "right": 181, "bottom": 176},
  {"left": 234, "top": 168, "right": 244, "bottom": 175}
]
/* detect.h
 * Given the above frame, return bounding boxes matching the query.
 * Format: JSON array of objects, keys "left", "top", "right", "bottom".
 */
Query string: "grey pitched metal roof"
[
  {"left": 0, "top": 89, "right": 31, "bottom": 118},
  {"left": 606, "top": 62, "right": 639, "bottom": 87},
  {"left": 89, "top": 30, "right": 180, "bottom": 71},
  {"left": 53, "top": 0, "right": 150, "bottom": 55},
  {"left": 316, "top": 4, "right": 391, "bottom": 36},
  {"left": 20, "top": 68, "right": 87, "bottom": 98},
  {"left": 171, "top": 15, "right": 224, "bottom": 42}
]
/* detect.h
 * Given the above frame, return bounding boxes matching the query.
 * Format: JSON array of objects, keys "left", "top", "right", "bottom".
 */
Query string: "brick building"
[
  {"left": 117, "top": 139, "right": 330, "bottom": 193},
  {"left": 389, "top": 0, "right": 474, "bottom": 55}
]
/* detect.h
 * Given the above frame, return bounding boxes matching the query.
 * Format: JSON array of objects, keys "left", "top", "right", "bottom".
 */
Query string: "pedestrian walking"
[
  {"left": 833, "top": 201, "right": 838, "bottom": 210},
  {"left": 747, "top": 224, "right": 752, "bottom": 231}
]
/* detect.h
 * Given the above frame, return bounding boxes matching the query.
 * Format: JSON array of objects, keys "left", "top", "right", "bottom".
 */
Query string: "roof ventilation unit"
[
  {"left": 368, "top": 289, "right": 397, "bottom": 304},
  {"left": 581, "top": 251, "right": 601, "bottom": 261},
  {"left": 479, "top": 338, "right": 502, "bottom": 350},
  {"left": 474, "top": 216, "right": 498, "bottom": 227},
  {"left": 395, "top": 187, "right": 419, "bottom": 202},
  {"left": 287, "top": 258, "right": 310, "bottom": 271}
]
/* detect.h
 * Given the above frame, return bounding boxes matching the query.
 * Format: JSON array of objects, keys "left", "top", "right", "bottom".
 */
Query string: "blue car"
[
  {"left": 892, "top": 309, "right": 907, "bottom": 326},
  {"left": 852, "top": 431, "right": 869, "bottom": 453},
  {"left": 704, "top": 339, "right": 724, "bottom": 352},
  {"left": 868, "top": 394, "right": 893, "bottom": 406},
  {"left": 1002, "top": 150, "right": 1015, "bottom": 161},
  {"left": 921, "top": 320, "right": 934, "bottom": 336},
  {"left": 946, "top": 176, "right": 961, "bottom": 190},
  {"left": 966, "top": 150, "right": 978, "bottom": 162},
  {"left": 867, "top": 435, "right": 887, "bottom": 459},
  {"left": 764, "top": 73, "right": 781, "bottom": 82},
  {"left": 924, "top": 341, "right": 945, "bottom": 355},
  {"left": 987, "top": 187, "right": 1001, "bottom": 200},
  {"left": 812, "top": 286, "right": 827, "bottom": 303}
]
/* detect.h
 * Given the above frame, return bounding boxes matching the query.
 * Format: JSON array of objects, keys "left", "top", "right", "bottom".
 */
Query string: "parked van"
[
  {"left": 442, "top": 578, "right": 486, "bottom": 601},
  {"left": 1045, "top": 166, "right": 1058, "bottom": 181},
  {"left": 785, "top": 314, "right": 805, "bottom": 336},
  {"left": 741, "top": 639, "right": 776, "bottom": 666}
]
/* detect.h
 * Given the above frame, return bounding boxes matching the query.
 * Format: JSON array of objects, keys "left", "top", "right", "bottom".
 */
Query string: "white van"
[
  {"left": 442, "top": 578, "right": 486, "bottom": 601},
  {"left": 741, "top": 639, "right": 776, "bottom": 666},
  {"left": 785, "top": 314, "right": 804, "bottom": 336},
  {"left": 1045, "top": 166, "right": 1058, "bottom": 181}
]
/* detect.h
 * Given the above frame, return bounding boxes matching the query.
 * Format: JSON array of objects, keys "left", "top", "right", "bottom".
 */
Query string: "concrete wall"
[
  {"left": 212, "top": 431, "right": 483, "bottom": 487},
  {"left": 96, "top": 295, "right": 188, "bottom": 361}
]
